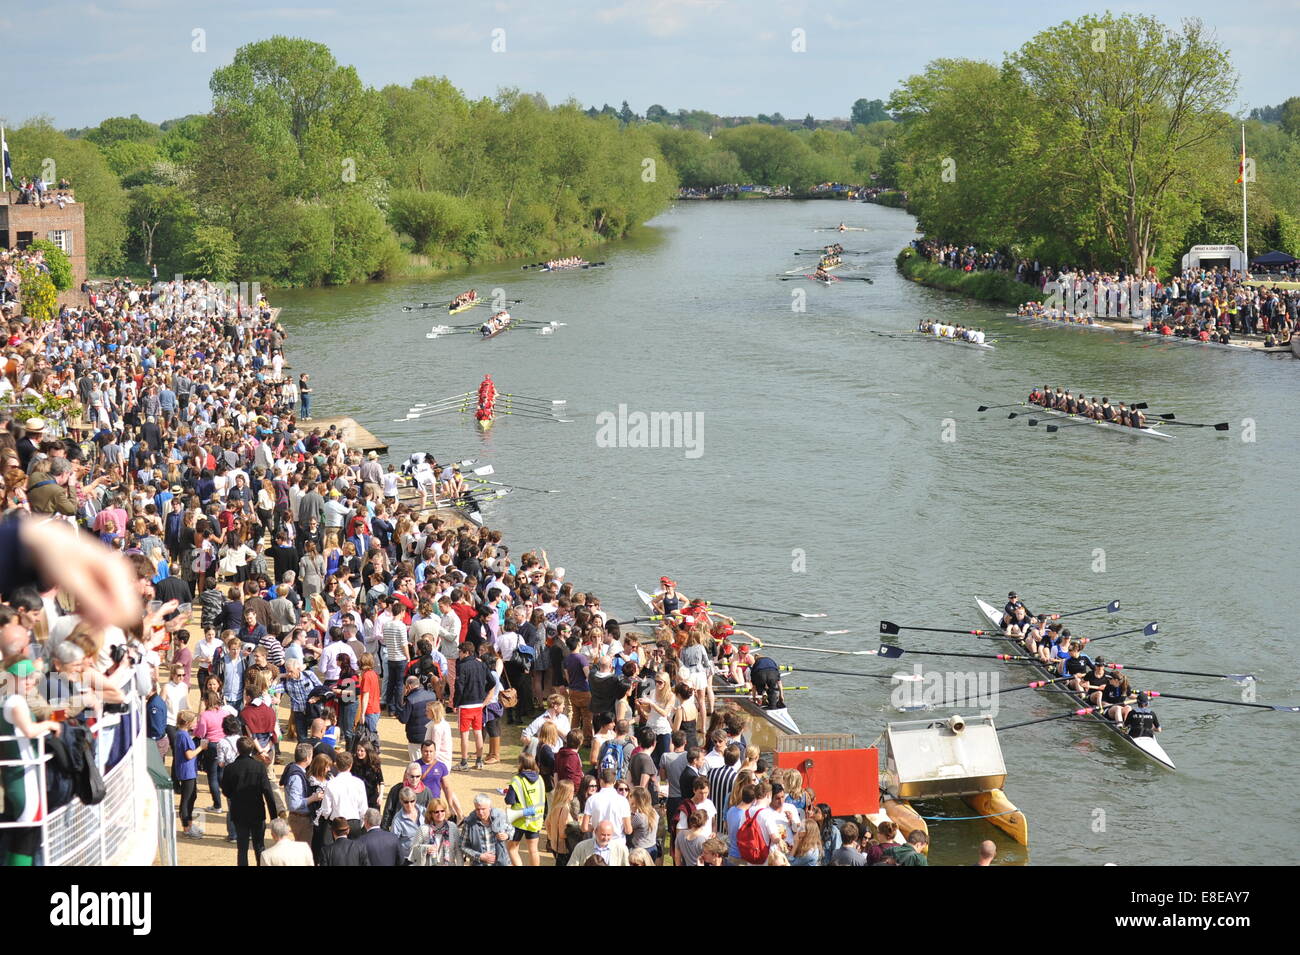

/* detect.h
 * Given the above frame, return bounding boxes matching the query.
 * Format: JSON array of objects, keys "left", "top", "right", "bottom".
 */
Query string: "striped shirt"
[
  {"left": 259, "top": 631, "right": 286, "bottom": 667},
  {"left": 383, "top": 618, "right": 410, "bottom": 661},
  {"left": 282, "top": 671, "right": 321, "bottom": 712},
  {"left": 707, "top": 764, "right": 739, "bottom": 833}
]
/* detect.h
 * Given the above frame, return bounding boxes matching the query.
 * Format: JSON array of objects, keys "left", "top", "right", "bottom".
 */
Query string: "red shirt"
[
  {"left": 452, "top": 602, "right": 474, "bottom": 635},
  {"left": 360, "top": 669, "right": 381, "bottom": 715}
]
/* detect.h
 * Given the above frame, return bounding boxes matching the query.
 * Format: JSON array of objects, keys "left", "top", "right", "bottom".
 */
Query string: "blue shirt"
[{"left": 174, "top": 730, "right": 199, "bottom": 781}]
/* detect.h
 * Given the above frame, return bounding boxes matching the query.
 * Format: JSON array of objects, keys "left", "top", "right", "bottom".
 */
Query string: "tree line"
[
  {"left": 883, "top": 13, "right": 1300, "bottom": 275},
  {"left": 6, "top": 37, "right": 679, "bottom": 286}
]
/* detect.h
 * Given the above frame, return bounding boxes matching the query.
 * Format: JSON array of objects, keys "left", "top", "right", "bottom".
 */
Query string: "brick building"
[{"left": 1, "top": 189, "right": 87, "bottom": 298}]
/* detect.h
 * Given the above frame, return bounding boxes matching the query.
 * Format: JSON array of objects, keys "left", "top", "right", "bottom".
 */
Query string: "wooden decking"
[{"left": 298, "top": 415, "right": 389, "bottom": 454}]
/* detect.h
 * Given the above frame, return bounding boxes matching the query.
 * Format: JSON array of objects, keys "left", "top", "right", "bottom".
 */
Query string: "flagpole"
[{"left": 1241, "top": 123, "right": 1249, "bottom": 275}]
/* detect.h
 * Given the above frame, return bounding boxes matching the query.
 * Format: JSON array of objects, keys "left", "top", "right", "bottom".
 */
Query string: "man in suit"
[
  {"left": 321, "top": 818, "right": 371, "bottom": 866},
  {"left": 566, "top": 820, "right": 630, "bottom": 866},
  {"left": 219, "top": 737, "right": 282, "bottom": 866},
  {"left": 356, "top": 808, "right": 400, "bottom": 866}
]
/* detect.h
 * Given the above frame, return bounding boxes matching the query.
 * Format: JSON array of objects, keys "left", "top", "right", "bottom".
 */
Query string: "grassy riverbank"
[{"left": 896, "top": 247, "right": 1039, "bottom": 306}]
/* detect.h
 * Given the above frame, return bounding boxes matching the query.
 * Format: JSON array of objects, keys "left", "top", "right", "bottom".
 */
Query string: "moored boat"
[
  {"left": 1004, "top": 312, "right": 1115, "bottom": 332},
  {"left": 975, "top": 597, "right": 1175, "bottom": 770}
]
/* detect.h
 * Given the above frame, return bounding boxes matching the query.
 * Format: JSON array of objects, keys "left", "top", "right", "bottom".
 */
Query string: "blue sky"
[{"left": 3, "top": 0, "right": 1293, "bottom": 129}]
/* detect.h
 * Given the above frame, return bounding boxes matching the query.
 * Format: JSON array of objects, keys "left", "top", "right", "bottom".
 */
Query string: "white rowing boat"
[
  {"left": 918, "top": 331, "right": 995, "bottom": 351},
  {"left": 1133, "top": 330, "right": 1254, "bottom": 352},
  {"left": 632, "top": 585, "right": 801, "bottom": 736},
  {"left": 1028, "top": 404, "right": 1173, "bottom": 440},
  {"left": 974, "top": 597, "right": 1175, "bottom": 770},
  {"left": 1004, "top": 313, "right": 1115, "bottom": 332}
]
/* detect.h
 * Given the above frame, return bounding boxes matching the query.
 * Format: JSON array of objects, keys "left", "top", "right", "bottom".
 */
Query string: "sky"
[{"left": 3, "top": 0, "right": 1294, "bottom": 129}]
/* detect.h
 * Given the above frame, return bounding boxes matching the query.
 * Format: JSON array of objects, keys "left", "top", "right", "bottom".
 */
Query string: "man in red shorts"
[{"left": 453, "top": 642, "right": 488, "bottom": 770}]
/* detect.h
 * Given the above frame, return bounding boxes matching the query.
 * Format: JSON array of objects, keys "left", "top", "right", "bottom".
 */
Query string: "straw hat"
[{"left": 23, "top": 416, "right": 46, "bottom": 434}]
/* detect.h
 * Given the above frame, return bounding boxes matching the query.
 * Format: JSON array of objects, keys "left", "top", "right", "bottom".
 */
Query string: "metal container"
[{"left": 883, "top": 714, "right": 1008, "bottom": 799}]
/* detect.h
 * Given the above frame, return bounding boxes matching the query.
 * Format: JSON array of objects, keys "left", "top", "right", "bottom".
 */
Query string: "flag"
[
  {"left": 1236, "top": 134, "right": 1245, "bottom": 184},
  {"left": 1, "top": 125, "right": 11, "bottom": 189}
]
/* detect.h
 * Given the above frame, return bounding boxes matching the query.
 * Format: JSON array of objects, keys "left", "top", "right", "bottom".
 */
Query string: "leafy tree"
[
  {"left": 185, "top": 225, "right": 239, "bottom": 280},
  {"left": 17, "top": 263, "right": 58, "bottom": 324},
  {"left": 27, "top": 239, "right": 73, "bottom": 291},
  {"left": 803, "top": 114, "right": 816, "bottom": 130},
  {"left": 646, "top": 104, "right": 668, "bottom": 122},
  {"left": 101, "top": 139, "right": 161, "bottom": 182},
  {"left": 851, "top": 98, "right": 891, "bottom": 126},
  {"left": 130, "top": 184, "right": 195, "bottom": 269},
  {"left": 619, "top": 101, "right": 635, "bottom": 125},
  {"left": 1280, "top": 97, "right": 1300, "bottom": 138},
  {"left": 85, "top": 115, "right": 160, "bottom": 146}
]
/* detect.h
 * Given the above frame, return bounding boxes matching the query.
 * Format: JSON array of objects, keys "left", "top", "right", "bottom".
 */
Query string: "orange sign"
[{"left": 776, "top": 747, "right": 879, "bottom": 815}]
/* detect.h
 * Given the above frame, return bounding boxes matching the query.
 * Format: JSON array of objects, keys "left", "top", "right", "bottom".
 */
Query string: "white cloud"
[{"left": 596, "top": 0, "right": 729, "bottom": 38}]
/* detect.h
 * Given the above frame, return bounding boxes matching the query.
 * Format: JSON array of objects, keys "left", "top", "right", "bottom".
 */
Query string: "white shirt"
[
  {"left": 521, "top": 710, "right": 572, "bottom": 742},
  {"left": 676, "top": 797, "right": 718, "bottom": 835},
  {"left": 320, "top": 641, "right": 357, "bottom": 681},
  {"left": 162, "top": 681, "right": 190, "bottom": 726},
  {"left": 318, "top": 770, "right": 369, "bottom": 824},
  {"left": 583, "top": 787, "right": 631, "bottom": 832},
  {"left": 759, "top": 803, "right": 801, "bottom": 849},
  {"left": 703, "top": 749, "right": 726, "bottom": 770}
]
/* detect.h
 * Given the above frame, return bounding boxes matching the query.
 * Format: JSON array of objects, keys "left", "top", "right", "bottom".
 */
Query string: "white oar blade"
[{"left": 472, "top": 465, "right": 495, "bottom": 476}]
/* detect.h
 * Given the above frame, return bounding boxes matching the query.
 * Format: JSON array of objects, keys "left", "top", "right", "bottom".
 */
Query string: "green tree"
[
  {"left": 851, "top": 98, "right": 891, "bottom": 126},
  {"left": 802, "top": 114, "right": 816, "bottom": 130},
  {"left": 646, "top": 104, "right": 668, "bottom": 122},
  {"left": 85, "top": 115, "right": 160, "bottom": 146},
  {"left": 1006, "top": 14, "right": 1236, "bottom": 274},
  {"left": 130, "top": 184, "right": 195, "bottom": 269},
  {"left": 1280, "top": 97, "right": 1300, "bottom": 138},
  {"left": 185, "top": 225, "right": 239, "bottom": 280},
  {"left": 619, "top": 101, "right": 635, "bottom": 125},
  {"left": 17, "top": 263, "right": 58, "bottom": 324},
  {"left": 27, "top": 239, "right": 73, "bottom": 291}
]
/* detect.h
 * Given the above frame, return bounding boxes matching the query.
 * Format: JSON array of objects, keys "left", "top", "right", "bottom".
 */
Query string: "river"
[{"left": 275, "top": 200, "right": 1300, "bottom": 865}]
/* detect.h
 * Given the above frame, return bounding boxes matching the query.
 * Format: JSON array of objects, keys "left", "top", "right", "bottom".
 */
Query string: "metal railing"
[
  {"left": 775, "top": 732, "right": 856, "bottom": 753},
  {"left": 0, "top": 698, "right": 160, "bottom": 865}
]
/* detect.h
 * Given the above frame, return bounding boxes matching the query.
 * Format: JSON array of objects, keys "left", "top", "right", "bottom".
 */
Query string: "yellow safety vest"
[{"left": 511, "top": 774, "right": 545, "bottom": 833}]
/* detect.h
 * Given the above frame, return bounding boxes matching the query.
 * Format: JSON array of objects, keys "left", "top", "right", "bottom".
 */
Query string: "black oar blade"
[
  {"left": 1108, "top": 599, "right": 1122, "bottom": 613},
  {"left": 1028, "top": 418, "right": 1039, "bottom": 427},
  {"left": 1143, "top": 622, "right": 1159, "bottom": 636},
  {"left": 1214, "top": 422, "right": 1230, "bottom": 431},
  {"left": 977, "top": 405, "right": 990, "bottom": 412},
  {"left": 879, "top": 621, "right": 901, "bottom": 635},
  {"left": 877, "top": 644, "right": 905, "bottom": 658},
  {"left": 1045, "top": 424, "right": 1058, "bottom": 433}
]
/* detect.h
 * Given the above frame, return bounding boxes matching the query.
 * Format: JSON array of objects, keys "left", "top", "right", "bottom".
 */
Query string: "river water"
[{"left": 276, "top": 200, "right": 1300, "bottom": 865}]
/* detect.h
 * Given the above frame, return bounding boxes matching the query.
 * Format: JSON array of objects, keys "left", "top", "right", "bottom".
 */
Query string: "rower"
[
  {"left": 1062, "top": 642, "right": 1092, "bottom": 693},
  {"left": 1130, "top": 404, "right": 1147, "bottom": 429},
  {"left": 1002, "top": 591, "right": 1025, "bottom": 623},
  {"left": 1099, "top": 397, "right": 1116, "bottom": 422},
  {"left": 1123, "top": 691, "right": 1160, "bottom": 739},
  {"left": 1100, "top": 669, "right": 1132, "bottom": 724},
  {"left": 656, "top": 576, "right": 684, "bottom": 617},
  {"left": 837, "top": 222, "right": 847, "bottom": 232},
  {"left": 749, "top": 650, "right": 784, "bottom": 709},
  {"left": 1076, "top": 657, "right": 1107, "bottom": 701},
  {"left": 478, "top": 374, "right": 496, "bottom": 411}
]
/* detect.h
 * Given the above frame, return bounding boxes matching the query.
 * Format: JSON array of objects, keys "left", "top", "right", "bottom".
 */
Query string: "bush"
[
  {"left": 896, "top": 247, "right": 1039, "bottom": 306},
  {"left": 17, "top": 263, "right": 58, "bottom": 324},
  {"left": 27, "top": 239, "right": 74, "bottom": 291}
]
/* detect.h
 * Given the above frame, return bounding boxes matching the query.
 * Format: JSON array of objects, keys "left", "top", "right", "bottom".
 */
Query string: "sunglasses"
[{"left": 432, "top": 808, "right": 448, "bottom": 813}]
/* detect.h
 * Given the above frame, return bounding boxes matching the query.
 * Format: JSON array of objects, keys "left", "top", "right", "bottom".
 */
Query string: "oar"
[
  {"left": 410, "top": 394, "right": 471, "bottom": 408},
  {"left": 703, "top": 600, "right": 827, "bottom": 619},
  {"left": 1148, "top": 418, "right": 1230, "bottom": 431},
  {"left": 496, "top": 393, "right": 567, "bottom": 405},
  {"left": 835, "top": 276, "right": 874, "bottom": 283},
  {"left": 467, "top": 476, "right": 558, "bottom": 494},
  {"left": 939, "top": 676, "right": 1073, "bottom": 706},
  {"left": 879, "top": 621, "right": 996, "bottom": 636},
  {"left": 998, "top": 709, "right": 1093, "bottom": 731},
  {"left": 1112, "top": 662, "right": 1254, "bottom": 683},
  {"left": 1144, "top": 690, "right": 1299, "bottom": 712},
  {"left": 1048, "top": 599, "right": 1121, "bottom": 619},
  {"left": 716, "top": 686, "right": 809, "bottom": 694},
  {"left": 489, "top": 409, "right": 573, "bottom": 423},
  {"left": 751, "top": 639, "right": 880, "bottom": 656},
  {"left": 775, "top": 665, "right": 895, "bottom": 681},
  {"left": 1077, "top": 622, "right": 1159, "bottom": 645},
  {"left": 977, "top": 403, "right": 1026, "bottom": 412},
  {"left": 737, "top": 621, "right": 850, "bottom": 636},
  {"left": 876, "top": 644, "right": 1031, "bottom": 662}
]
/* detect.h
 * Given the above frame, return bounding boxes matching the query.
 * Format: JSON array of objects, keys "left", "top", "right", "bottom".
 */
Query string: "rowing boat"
[
  {"left": 540, "top": 260, "right": 588, "bottom": 272},
  {"left": 1003, "top": 313, "right": 1115, "bottom": 332},
  {"left": 1027, "top": 403, "right": 1173, "bottom": 439},
  {"left": 480, "top": 312, "right": 513, "bottom": 340},
  {"left": 476, "top": 413, "right": 494, "bottom": 432},
  {"left": 632, "top": 585, "right": 801, "bottom": 736},
  {"left": 1134, "top": 330, "right": 1254, "bottom": 352},
  {"left": 974, "top": 597, "right": 1175, "bottom": 770},
  {"left": 919, "top": 331, "right": 995, "bottom": 351},
  {"left": 448, "top": 294, "right": 478, "bottom": 315}
]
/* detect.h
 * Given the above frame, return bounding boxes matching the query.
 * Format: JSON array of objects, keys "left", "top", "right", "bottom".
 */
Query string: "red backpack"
[{"left": 735, "top": 807, "right": 769, "bottom": 865}]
